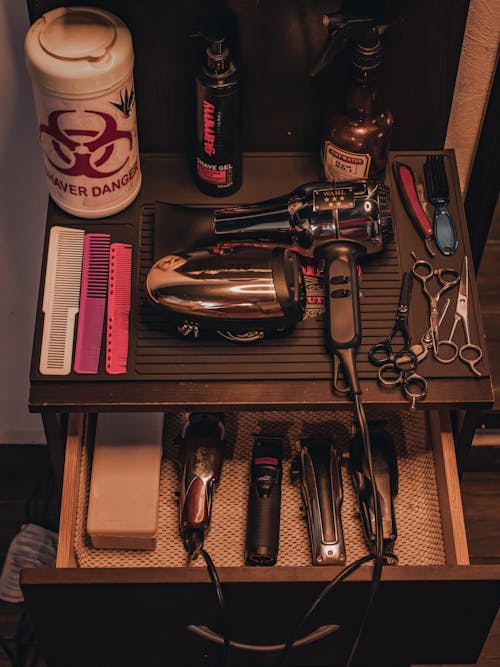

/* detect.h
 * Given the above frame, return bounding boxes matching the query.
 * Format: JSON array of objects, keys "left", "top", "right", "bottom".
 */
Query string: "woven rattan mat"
[{"left": 74, "top": 408, "right": 446, "bottom": 568}]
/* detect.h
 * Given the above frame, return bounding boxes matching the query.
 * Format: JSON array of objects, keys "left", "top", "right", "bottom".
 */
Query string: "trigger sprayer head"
[{"left": 310, "top": 13, "right": 396, "bottom": 77}]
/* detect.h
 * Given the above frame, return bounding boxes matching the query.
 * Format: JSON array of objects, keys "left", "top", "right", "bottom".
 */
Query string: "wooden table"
[{"left": 29, "top": 152, "right": 494, "bottom": 484}]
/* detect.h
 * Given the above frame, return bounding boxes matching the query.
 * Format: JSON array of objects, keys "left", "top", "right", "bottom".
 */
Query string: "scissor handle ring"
[
  {"left": 368, "top": 342, "right": 392, "bottom": 367},
  {"left": 378, "top": 363, "right": 403, "bottom": 387},
  {"left": 402, "top": 374, "right": 428, "bottom": 410},
  {"left": 437, "top": 268, "right": 460, "bottom": 289},
  {"left": 412, "top": 259, "right": 433, "bottom": 281},
  {"left": 459, "top": 344, "right": 483, "bottom": 377},
  {"left": 393, "top": 349, "right": 418, "bottom": 373},
  {"left": 434, "top": 339, "right": 458, "bottom": 364}
]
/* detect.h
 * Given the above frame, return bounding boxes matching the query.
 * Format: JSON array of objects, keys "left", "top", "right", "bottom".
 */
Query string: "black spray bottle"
[{"left": 194, "top": 34, "right": 242, "bottom": 196}]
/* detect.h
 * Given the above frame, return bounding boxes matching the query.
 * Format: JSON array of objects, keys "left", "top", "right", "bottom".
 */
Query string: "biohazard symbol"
[{"left": 39, "top": 110, "right": 132, "bottom": 178}]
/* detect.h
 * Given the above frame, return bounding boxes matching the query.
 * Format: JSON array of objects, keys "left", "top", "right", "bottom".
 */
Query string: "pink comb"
[
  {"left": 106, "top": 243, "right": 132, "bottom": 375},
  {"left": 74, "top": 234, "right": 111, "bottom": 374}
]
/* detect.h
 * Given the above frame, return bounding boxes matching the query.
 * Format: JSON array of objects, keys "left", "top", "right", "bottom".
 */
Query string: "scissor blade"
[
  {"left": 456, "top": 256, "right": 469, "bottom": 320},
  {"left": 460, "top": 256, "right": 468, "bottom": 299}
]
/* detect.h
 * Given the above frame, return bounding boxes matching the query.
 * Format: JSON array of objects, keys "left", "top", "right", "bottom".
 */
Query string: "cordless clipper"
[
  {"left": 292, "top": 439, "right": 346, "bottom": 566},
  {"left": 349, "top": 423, "right": 398, "bottom": 560},
  {"left": 245, "top": 436, "right": 283, "bottom": 566},
  {"left": 177, "top": 413, "right": 225, "bottom": 559}
]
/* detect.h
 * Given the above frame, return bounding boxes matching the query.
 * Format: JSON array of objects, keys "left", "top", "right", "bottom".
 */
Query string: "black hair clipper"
[
  {"left": 292, "top": 439, "right": 345, "bottom": 565},
  {"left": 349, "top": 423, "right": 398, "bottom": 560},
  {"left": 245, "top": 436, "right": 283, "bottom": 566}
]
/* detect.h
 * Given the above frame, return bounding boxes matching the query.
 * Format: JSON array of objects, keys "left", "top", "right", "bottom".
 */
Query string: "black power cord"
[
  {"left": 276, "top": 553, "right": 375, "bottom": 666},
  {"left": 345, "top": 394, "right": 384, "bottom": 667},
  {"left": 199, "top": 548, "right": 231, "bottom": 667},
  {"left": 277, "top": 369, "right": 385, "bottom": 667}
]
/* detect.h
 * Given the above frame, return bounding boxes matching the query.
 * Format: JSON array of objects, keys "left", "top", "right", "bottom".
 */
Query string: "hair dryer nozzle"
[{"left": 213, "top": 193, "right": 295, "bottom": 242}]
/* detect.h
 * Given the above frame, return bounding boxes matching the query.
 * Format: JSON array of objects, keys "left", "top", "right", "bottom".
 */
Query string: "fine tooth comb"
[
  {"left": 74, "top": 233, "right": 111, "bottom": 374},
  {"left": 423, "top": 155, "right": 458, "bottom": 256},
  {"left": 106, "top": 243, "right": 132, "bottom": 375},
  {"left": 39, "top": 226, "right": 85, "bottom": 375}
]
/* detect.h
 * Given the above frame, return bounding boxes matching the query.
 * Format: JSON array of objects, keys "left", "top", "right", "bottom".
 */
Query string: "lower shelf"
[
  {"left": 20, "top": 409, "right": 500, "bottom": 667},
  {"left": 71, "top": 408, "right": 458, "bottom": 569}
]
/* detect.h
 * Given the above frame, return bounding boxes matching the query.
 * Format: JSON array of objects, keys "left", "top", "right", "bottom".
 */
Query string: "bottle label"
[
  {"left": 32, "top": 74, "right": 141, "bottom": 216},
  {"left": 202, "top": 100, "right": 216, "bottom": 156},
  {"left": 323, "top": 142, "right": 371, "bottom": 181},
  {"left": 196, "top": 157, "right": 233, "bottom": 187}
]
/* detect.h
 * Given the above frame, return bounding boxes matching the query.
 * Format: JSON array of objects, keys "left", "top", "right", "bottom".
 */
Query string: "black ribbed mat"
[{"left": 135, "top": 205, "right": 402, "bottom": 380}]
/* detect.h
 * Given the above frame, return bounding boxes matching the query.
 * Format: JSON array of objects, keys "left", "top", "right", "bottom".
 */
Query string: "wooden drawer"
[{"left": 21, "top": 411, "right": 500, "bottom": 667}]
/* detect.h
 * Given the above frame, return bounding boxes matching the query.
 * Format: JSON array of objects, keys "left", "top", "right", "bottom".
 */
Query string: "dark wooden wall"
[{"left": 27, "top": 0, "right": 469, "bottom": 153}]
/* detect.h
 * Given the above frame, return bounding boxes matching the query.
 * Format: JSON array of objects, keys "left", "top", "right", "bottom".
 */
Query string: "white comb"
[{"left": 39, "top": 226, "right": 85, "bottom": 375}]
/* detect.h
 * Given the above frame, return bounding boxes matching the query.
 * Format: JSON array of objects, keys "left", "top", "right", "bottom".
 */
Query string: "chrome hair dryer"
[
  {"left": 146, "top": 179, "right": 392, "bottom": 392},
  {"left": 213, "top": 180, "right": 393, "bottom": 394}
]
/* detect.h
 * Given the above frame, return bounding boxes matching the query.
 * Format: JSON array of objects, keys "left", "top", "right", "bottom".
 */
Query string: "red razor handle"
[{"left": 393, "top": 160, "right": 433, "bottom": 240}]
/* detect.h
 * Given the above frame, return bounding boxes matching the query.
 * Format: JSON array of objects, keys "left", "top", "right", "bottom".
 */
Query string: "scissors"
[
  {"left": 411, "top": 253, "right": 460, "bottom": 355},
  {"left": 369, "top": 272, "right": 417, "bottom": 368},
  {"left": 434, "top": 256, "right": 483, "bottom": 376},
  {"left": 377, "top": 363, "right": 428, "bottom": 411},
  {"left": 368, "top": 272, "right": 426, "bottom": 408},
  {"left": 409, "top": 298, "right": 451, "bottom": 362},
  {"left": 386, "top": 299, "right": 451, "bottom": 409},
  {"left": 377, "top": 297, "right": 453, "bottom": 409}
]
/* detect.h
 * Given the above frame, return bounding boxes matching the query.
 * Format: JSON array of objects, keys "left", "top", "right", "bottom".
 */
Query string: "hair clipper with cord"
[
  {"left": 349, "top": 423, "right": 398, "bottom": 560},
  {"left": 292, "top": 438, "right": 345, "bottom": 565},
  {"left": 245, "top": 436, "right": 283, "bottom": 566},
  {"left": 176, "top": 413, "right": 225, "bottom": 559}
]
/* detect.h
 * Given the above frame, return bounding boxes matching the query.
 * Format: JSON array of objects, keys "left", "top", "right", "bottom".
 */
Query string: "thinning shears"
[
  {"left": 411, "top": 254, "right": 460, "bottom": 355},
  {"left": 434, "top": 256, "right": 483, "bottom": 376},
  {"left": 368, "top": 272, "right": 415, "bottom": 369}
]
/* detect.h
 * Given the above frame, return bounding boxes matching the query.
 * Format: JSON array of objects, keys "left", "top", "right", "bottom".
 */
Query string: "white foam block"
[{"left": 87, "top": 414, "right": 163, "bottom": 550}]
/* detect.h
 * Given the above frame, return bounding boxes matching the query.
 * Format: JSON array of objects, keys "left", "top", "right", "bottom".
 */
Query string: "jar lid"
[{"left": 25, "top": 7, "right": 134, "bottom": 95}]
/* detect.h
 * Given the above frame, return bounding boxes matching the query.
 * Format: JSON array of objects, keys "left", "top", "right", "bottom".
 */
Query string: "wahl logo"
[
  {"left": 203, "top": 100, "right": 216, "bottom": 156},
  {"left": 39, "top": 110, "right": 132, "bottom": 179}
]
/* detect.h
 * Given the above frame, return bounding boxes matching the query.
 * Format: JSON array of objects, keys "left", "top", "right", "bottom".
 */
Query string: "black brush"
[{"left": 424, "top": 155, "right": 458, "bottom": 255}]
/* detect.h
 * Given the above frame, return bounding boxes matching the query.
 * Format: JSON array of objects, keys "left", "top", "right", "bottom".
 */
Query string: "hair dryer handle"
[
  {"left": 318, "top": 242, "right": 364, "bottom": 395},
  {"left": 322, "top": 243, "right": 362, "bottom": 350}
]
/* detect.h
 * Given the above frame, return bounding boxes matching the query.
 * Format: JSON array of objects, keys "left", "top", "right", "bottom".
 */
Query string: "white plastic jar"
[{"left": 25, "top": 6, "right": 142, "bottom": 218}]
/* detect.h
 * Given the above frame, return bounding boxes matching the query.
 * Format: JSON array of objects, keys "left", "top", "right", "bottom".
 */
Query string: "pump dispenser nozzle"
[{"left": 191, "top": 32, "right": 234, "bottom": 78}]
